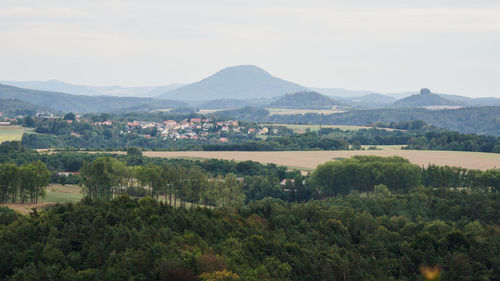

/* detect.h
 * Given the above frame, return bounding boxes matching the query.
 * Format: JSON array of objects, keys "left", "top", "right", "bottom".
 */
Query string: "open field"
[
  {"left": 43, "top": 184, "right": 83, "bottom": 203},
  {"left": 0, "top": 184, "right": 83, "bottom": 214},
  {"left": 45, "top": 149, "right": 500, "bottom": 171},
  {"left": 266, "top": 108, "right": 345, "bottom": 115},
  {"left": 0, "top": 126, "right": 26, "bottom": 143},
  {"left": 133, "top": 150, "right": 500, "bottom": 171}
]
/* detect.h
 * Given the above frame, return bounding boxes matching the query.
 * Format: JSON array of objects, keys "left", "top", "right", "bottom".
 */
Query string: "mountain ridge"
[
  {"left": 0, "top": 80, "right": 184, "bottom": 97},
  {"left": 0, "top": 84, "right": 187, "bottom": 113}
]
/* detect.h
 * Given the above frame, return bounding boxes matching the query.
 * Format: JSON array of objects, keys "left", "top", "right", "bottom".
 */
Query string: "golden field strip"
[{"left": 78, "top": 150, "right": 500, "bottom": 171}]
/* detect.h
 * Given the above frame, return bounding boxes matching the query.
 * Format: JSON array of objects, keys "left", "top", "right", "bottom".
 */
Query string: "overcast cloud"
[{"left": 1, "top": 0, "right": 499, "bottom": 97}]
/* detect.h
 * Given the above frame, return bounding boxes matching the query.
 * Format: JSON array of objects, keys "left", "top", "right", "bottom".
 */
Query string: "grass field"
[
  {"left": 135, "top": 150, "right": 500, "bottom": 171},
  {"left": 42, "top": 184, "right": 83, "bottom": 203},
  {"left": 0, "top": 184, "right": 83, "bottom": 214},
  {"left": 0, "top": 126, "right": 26, "bottom": 143}
]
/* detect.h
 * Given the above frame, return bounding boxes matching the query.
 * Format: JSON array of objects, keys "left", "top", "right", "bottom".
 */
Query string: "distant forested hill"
[
  {"left": 215, "top": 106, "right": 500, "bottom": 136},
  {"left": 394, "top": 89, "right": 461, "bottom": 107},
  {"left": 438, "top": 94, "right": 500, "bottom": 107},
  {"left": 0, "top": 80, "right": 184, "bottom": 97},
  {"left": 0, "top": 84, "right": 187, "bottom": 113},
  {"left": 0, "top": 99, "right": 56, "bottom": 116},
  {"left": 269, "top": 91, "right": 337, "bottom": 109}
]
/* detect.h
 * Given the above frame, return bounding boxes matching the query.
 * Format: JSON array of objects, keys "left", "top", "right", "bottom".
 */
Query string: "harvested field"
[
  {"left": 134, "top": 150, "right": 500, "bottom": 171},
  {"left": 49, "top": 149, "right": 500, "bottom": 171}
]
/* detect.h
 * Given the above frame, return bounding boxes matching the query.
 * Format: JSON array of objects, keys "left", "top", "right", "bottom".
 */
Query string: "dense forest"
[
  {"left": 0, "top": 185, "right": 499, "bottom": 280},
  {"left": 1, "top": 141, "right": 500, "bottom": 280}
]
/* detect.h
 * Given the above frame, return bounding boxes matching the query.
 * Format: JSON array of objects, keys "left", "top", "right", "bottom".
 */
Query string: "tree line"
[
  {"left": 80, "top": 157, "right": 246, "bottom": 208},
  {"left": 79, "top": 155, "right": 500, "bottom": 208},
  {"left": 311, "top": 156, "right": 500, "bottom": 196},
  {"left": 0, "top": 161, "right": 51, "bottom": 204}
]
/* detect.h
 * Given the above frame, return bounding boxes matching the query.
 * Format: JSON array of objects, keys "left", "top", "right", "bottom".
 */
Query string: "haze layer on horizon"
[{"left": 1, "top": 0, "right": 499, "bottom": 97}]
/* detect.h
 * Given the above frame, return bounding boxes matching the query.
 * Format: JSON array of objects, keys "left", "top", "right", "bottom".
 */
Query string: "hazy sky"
[{"left": 1, "top": 0, "right": 499, "bottom": 97}]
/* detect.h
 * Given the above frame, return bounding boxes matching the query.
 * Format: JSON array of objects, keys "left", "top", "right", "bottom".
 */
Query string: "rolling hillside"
[
  {"left": 0, "top": 84, "right": 187, "bottom": 113},
  {"left": 0, "top": 99, "right": 56, "bottom": 116},
  {"left": 214, "top": 106, "right": 500, "bottom": 136},
  {"left": 0, "top": 80, "right": 184, "bottom": 97},
  {"left": 439, "top": 93, "right": 500, "bottom": 107},
  {"left": 159, "top": 65, "right": 308, "bottom": 101}
]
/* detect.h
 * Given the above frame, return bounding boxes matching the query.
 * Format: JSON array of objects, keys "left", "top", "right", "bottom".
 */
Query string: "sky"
[{"left": 1, "top": 0, "right": 499, "bottom": 97}]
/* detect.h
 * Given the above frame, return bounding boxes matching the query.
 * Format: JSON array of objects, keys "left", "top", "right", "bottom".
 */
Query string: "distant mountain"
[
  {"left": 394, "top": 89, "right": 462, "bottom": 107},
  {"left": 269, "top": 91, "right": 337, "bottom": 109},
  {"left": 0, "top": 80, "right": 184, "bottom": 97},
  {"left": 158, "top": 65, "right": 308, "bottom": 101},
  {"left": 0, "top": 84, "right": 187, "bottom": 113}
]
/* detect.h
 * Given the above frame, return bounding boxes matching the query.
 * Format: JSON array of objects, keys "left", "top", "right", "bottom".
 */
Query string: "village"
[
  {"left": 121, "top": 117, "right": 279, "bottom": 142},
  {"left": 0, "top": 109, "right": 286, "bottom": 145}
]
